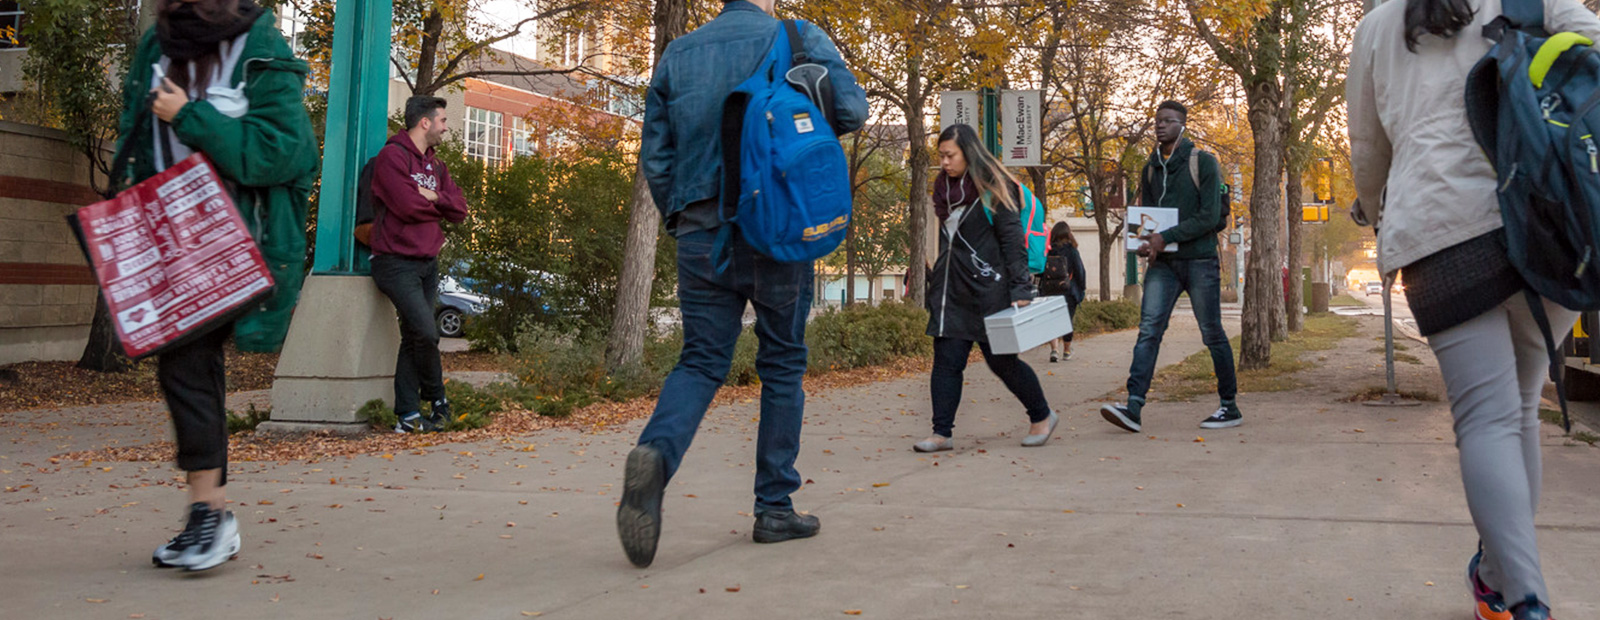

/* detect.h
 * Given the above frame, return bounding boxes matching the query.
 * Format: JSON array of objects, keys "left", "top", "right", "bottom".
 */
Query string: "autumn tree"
[
  {"left": 1280, "top": 0, "right": 1361, "bottom": 333},
  {"left": 794, "top": 0, "right": 1011, "bottom": 307},
  {"left": 605, "top": 0, "right": 700, "bottom": 372},
  {"left": 295, "top": 0, "right": 603, "bottom": 96}
]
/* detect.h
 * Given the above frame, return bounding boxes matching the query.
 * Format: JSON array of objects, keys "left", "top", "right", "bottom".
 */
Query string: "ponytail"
[{"left": 1403, "top": 0, "right": 1477, "bottom": 53}]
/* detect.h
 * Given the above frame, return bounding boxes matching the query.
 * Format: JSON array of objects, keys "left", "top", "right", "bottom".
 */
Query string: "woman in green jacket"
[{"left": 111, "top": 0, "right": 318, "bottom": 572}]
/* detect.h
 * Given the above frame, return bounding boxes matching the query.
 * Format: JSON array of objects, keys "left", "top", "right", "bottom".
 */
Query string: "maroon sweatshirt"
[{"left": 369, "top": 133, "right": 469, "bottom": 258}]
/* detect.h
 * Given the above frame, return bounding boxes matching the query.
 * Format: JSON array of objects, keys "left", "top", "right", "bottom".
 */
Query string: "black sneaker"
[
  {"left": 752, "top": 510, "right": 821, "bottom": 544},
  {"left": 1100, "top": 403, "right": 1142, "bottom": 433},
  {"left": 1049, "top": 351, "right": 1059, "bottom": 363},
  {"left": 617, "top": 444, "right": 666, "bottom": 568},
  {"left": 174, "top": 502, "right": 240, "bottom": 572},
  {"left": 1200, "top": 405, "right": 1243, "bottom": 429},
  {"left": 394, "top": 412, "right": 427, "bottom": 434},
  {"left": 426, "top": 398, "right": 451, "bottom": 431}
]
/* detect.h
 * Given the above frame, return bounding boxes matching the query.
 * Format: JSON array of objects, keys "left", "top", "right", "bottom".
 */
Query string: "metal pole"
[
  {"left": 981, "top": 87, "right": 1001, "bottom": 158},
  {"left": 311, "top": 0, "right": 394, "bottom": 275},
  {"left": 1366, "top": 265, "right": 1420, "bottom": 407}
]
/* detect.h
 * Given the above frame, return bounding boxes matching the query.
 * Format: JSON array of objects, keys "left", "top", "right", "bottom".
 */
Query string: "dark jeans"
[
  {"left": 930, "top": 337, "right": 1052, "bottom": 438},
  {"left": 1126, "top": 257, "right": 1237, "bottom": 403},
  {"left": 371, "top": 255, "right": 445, "bottom": 415},
  {"left": 636, "top": 229, "right": 814, "bottom": 514},
  {"left": 158, "top": 322, "right": 232, "bottom": 484}
]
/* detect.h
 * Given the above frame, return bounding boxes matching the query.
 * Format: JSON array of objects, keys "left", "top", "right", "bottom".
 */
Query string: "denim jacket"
[{"left": 641, "top": 1, "right": 869, "bottom": 221}]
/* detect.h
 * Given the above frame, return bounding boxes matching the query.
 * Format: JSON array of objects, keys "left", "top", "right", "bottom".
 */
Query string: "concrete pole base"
[
  {"left": 1122, "top": 284, "right": 1142, "bottom": 306},
  {"left": 268, "top": 274, "right": 400, "bottom": 427},
  {"left": 255, "top": 420, "right": 373, "bottom": 436}
]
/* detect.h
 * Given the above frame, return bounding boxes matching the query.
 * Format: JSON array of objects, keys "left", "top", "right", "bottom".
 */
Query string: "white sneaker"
[
  {"left": 174, "top": 503, "right": 240, "bottom": 572},
  {"left": 151, "top": 530, "right": 194, "bottom": 568}
]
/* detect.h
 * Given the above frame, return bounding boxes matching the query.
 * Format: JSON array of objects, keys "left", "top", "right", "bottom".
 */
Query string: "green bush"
[
  {"left": 226, "top": 404, "right": 271, "bottom": 435},
  {"left": 1074, "top": 299, "right": 1141, "bottom": 334},
  {"left": 726, "top": 327, "right": 761, "bottom": 386},
  {"left": 439, "top": 381, "right": 504, "bottom": 431},
  {"left": 806, "top": 301, "right": 931, "bottom": 373},
  {"left": 357, "top": 399, "right": 397, "bottom": 431}
]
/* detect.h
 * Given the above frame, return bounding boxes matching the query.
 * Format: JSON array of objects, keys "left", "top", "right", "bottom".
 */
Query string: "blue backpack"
[
  {"left": 1464, "top": 0, "right": 1600, "bottom": 432},
  {"left": 719, "top": 19, "right": 851, "bottom": 266}
]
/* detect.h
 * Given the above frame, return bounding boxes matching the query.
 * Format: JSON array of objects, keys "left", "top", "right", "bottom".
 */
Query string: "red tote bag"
[{"left": 69, "top": 153, "right": 275, "bottom": 359}]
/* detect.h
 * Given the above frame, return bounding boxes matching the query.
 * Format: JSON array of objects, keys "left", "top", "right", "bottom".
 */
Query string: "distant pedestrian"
[
  {"left": 915, "top": 123, "right": 1058, "bottom": 453},
  {"left": 618, "top": 0, "right": 868, "bottom": 569},
  {"left": 1348, "top": 1, "right": 1600, "bottom": 618},
  {"left": 113, "top": 0, "right": 318, "bottom": 572},
  {"left": 1038, "top": 221, "right": 1085, "bottom": 362},
  {"left": 1100, "top": 100, "right": 1238, "bottom": 434},
  {"left": 368, "top": 95, "right": 470, "bottom": 434}
]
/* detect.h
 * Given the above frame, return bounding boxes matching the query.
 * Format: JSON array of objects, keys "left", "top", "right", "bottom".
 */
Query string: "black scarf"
[
  {"left": 157, "top": 0, "right": 264, "bottom": 62},
  {"left": 932, "top": 172, "right": 978, "bottom": 221}
]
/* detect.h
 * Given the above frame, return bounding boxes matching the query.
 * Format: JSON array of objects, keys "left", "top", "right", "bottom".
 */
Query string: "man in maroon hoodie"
[{"left": 369, "top": 95, "right": 470, "bottom": 433}]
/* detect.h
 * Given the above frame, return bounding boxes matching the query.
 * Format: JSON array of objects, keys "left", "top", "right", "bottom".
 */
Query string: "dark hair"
[
  {"left": 938, "top": 123, "right": 1019, "bottom": 211},
  {"left": 405, "top": 96, "right": 448, "bottom": 129},
  {"left": 1050, "top": 221, "right": 1076, "bottom": 248},
  {"left": 1157, "top": 100, "right": 1188, "bottom": 123},
  {"left": 157, "top": 0, "right": 244, "bottom": 93},
  {"left": 1404, "top": 0, "right": 1476, "bottom": 53}
]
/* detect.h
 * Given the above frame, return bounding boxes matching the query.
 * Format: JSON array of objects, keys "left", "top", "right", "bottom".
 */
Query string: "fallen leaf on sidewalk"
[
  {"left": 872, "top": 483, "right": 890, "bottom": 488},
  {"left": 506, "top": 522, "right": 516, "bottom": 527},
  {"left": 475, "top": 573, "right": 485, "bottom": 581},
  {"left": 843, "top": 611, "right": 862, "bottom": 616},
  {"left": 1176, "top": 504, "right": 1185, "bottom": 508},
  {"left": 1193, "top": 437, "right": 1204, "bottom": 443},
  {"left": 1424, "top": 581, "right": 1434, "bottom": 586},
  {"left": 520, "top": 613, "right": 543, "bottom": 617},
  {"left": 1354, "top": 428, "right": 1366, "bottom": 433},
  {"left": 955, "top": 585, "right": 969, "bottom": 590},
  {"left": 726, "top": 585, "right": 741, "bottom": 592},
  {"left": 85, "top": 598, "right": 107, "bottom": 603}
]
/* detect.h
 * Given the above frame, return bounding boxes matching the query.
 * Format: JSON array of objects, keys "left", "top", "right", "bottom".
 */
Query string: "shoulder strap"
[
  {"left": 783, "top": 20, "right": 811, "bottom": 65},
  {"left": 1485, "top": 0, "right": 1547, "bottom": 41},
  {"left": 1188, "top": 150, "right": 1202, "bottom": 191}
]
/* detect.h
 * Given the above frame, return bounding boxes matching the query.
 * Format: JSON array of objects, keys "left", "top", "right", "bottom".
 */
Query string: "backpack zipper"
[{"left": 1585, "top": 135, "right": 1597, "bottom": 173}]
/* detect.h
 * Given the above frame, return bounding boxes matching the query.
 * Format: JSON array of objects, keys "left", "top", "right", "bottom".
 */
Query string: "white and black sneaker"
[
  {"left": 1100, "top": 403, "right": 1142, "bottom": 433},
  {"left": 151, "top": 526, "right": 196, "bottom": 568},
  {"left": 173, "top": 502, "right": 240, "bottom": 572},
  {"left": 1200, "top": 405, "right": 1243, "bottom": 429},
  {"left": 394, "top": 412, "right": 428, "bottom": 434}
]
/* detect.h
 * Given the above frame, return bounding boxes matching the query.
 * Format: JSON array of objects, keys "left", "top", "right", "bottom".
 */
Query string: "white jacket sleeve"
[{"left": 1546, "top": 0, "right": 1600, "bottom": 40}]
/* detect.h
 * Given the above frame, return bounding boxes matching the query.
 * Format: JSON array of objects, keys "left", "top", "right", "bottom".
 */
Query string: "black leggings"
[
  {"left": 157, "top": 324, "right": 231, "bottom": 485},
  {"left": 929, "top": 337, "right": 1051, "bottom": 438}
]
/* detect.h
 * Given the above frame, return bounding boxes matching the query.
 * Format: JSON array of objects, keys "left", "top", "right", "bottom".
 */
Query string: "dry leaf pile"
[{"left": 58, "top": 356, "right": 929, "bottom": 463}]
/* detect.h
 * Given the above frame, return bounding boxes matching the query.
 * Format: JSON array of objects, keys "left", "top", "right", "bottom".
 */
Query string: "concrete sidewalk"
[{"left": 3, "top": 314, "right": 1599, "bottom": 619}]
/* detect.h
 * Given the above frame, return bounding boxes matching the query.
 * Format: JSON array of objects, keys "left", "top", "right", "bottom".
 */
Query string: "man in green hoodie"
[{"left": 1101, "top": 100, "right": 1241, "bottom": 433}]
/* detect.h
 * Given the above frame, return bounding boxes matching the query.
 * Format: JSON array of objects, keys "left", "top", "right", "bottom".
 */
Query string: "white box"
[
  {"left": 983, "top": 296, "right": 1074, "bottom": 355},
  {"left": 1125, "top": 206, "right": 1179, "bottom": 253}
]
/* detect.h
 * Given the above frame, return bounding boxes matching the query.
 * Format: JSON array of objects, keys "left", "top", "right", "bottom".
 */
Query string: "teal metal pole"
[
  {"left": 311, "top": 0, "right": 393, "bottom": 275},
  {"left": 981, "top": 87, "right": 1000, "bottom": 157}
]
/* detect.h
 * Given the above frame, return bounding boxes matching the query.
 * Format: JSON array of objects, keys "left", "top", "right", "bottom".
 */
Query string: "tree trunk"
[
  {"left": 603, "top": 0, "right": 688, "bottom": 372},
  {"left": 605, "top": 171, "right": 660, "bottom": 371},
  {"left": 846, "top": 224, "right": 857, "bottom": 307},
  {"left": 1285, "top": 162, "right": 1305, "bottom": 333},
  {"left": 1091, "top": 169, "right": 1118, "bottom": 301},
  {"left": 77, "top": 295, "right": 131, "bottom": 373},
  {"left": 905, "top": 56, "right": 930, "bottom": 307},
  {"left": 413, "top": 8, "right": 445, "bottom": 95},
  {"left": 1240, "top": 82, "right": 1286, "bottom": 371}
]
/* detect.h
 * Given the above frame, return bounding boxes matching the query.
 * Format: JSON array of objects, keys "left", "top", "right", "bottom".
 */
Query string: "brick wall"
[{"left": 0, "top": 120, "right": 105, "bottom": 365}]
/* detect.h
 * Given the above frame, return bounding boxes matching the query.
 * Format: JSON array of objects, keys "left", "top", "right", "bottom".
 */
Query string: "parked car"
[
  {"left": 436, "top": 276, "right": 485, "bottom": 338},
  {"left": 1365, "top": 281, "right": 1383, "bottom": 296}
]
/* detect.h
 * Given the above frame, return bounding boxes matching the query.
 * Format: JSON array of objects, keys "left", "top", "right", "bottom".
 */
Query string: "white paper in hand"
[{"left": 1125, "top": 206, "right": 1179, "bottom": 253}]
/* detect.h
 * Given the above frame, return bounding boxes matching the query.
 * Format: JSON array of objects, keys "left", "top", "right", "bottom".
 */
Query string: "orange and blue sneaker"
[
  {"left": 1468, "top": 548, "right": 1512, "bottom": 620},
  {"left": 1510, "top": 595, "right": 1556, "bottom": 620}
]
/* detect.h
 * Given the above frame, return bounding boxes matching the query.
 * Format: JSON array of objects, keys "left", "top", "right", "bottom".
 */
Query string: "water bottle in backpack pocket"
[{"left": 720, "top": 19, "right": 852, "bottom": 266}]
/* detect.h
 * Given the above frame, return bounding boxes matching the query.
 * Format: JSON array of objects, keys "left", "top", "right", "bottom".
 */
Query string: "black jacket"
[
  {"left": 926, "top": 177, "right": 1034, "bottom": 342},
  {"left": 1138, "top": 138, "right": 1221, "bottom": 260}
]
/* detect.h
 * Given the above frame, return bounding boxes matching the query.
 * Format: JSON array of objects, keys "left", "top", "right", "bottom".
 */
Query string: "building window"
[
  {"left": 1, "top": 2, "right": 26, "bottom": 50},
  {"left": 277, "top": 5, "right": 308, "bottom": 57},
  {"left": 512, "top": 117, "right": 536, "bottom": 157},
  {"left": 465, "top": 106, "right": 504, "bottom": 164}
]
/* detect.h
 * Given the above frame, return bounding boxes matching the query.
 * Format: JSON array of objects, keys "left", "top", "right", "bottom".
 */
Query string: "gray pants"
[{"left": 1426, "top": 295, "right": 1577, "bottom": 606}]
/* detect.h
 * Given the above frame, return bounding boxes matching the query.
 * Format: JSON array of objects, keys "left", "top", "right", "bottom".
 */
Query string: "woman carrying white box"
[{"left": 915, "top": 123, "right": 1059, "bottom": 453}]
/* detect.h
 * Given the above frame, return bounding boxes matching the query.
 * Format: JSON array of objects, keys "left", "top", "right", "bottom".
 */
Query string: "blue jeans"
[
  {"left": 1125, "top": 257, "right": 1237, "bottom": 403},
  {"left": 637, "top": 229, "right": 814, "bottom": 514}
]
